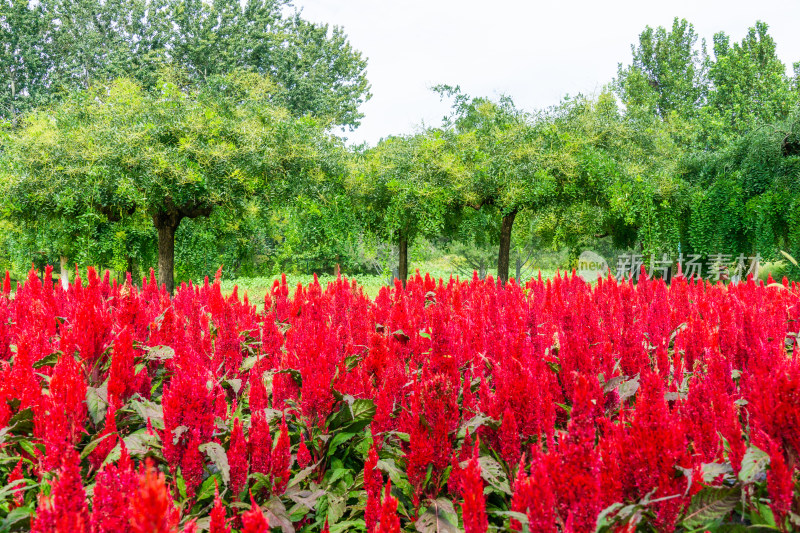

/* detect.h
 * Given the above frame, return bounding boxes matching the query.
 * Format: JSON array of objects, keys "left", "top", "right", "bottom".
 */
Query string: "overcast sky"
[{"left": 293, "top": 0, "right": 800, "bottom": 146}]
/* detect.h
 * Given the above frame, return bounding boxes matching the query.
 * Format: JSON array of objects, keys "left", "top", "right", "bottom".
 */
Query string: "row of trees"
[
  {"left": 1, "top": 0, "right": 370, "bottom": 128},
  {"left": 1, "top": 9, "right": 798, "bottom": 288}
]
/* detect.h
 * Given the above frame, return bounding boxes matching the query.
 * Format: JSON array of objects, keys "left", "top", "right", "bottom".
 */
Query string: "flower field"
[{"left": 0, "top": 267, "right": 798, "bottom": 532}]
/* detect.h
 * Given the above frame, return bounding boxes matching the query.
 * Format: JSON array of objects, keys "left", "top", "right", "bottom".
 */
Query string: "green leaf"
[
  {"left": 459, "top": 456, "right": 512, "bottom": 495},
  {"left": 197, "top": 474, "right": 222, "bottom": 501},
  {"left": 285, "top": 487, "right": 326, "bottom": 510},
  {"left": 329, "top": 520, "right": 366, "bottom": 533},
  {"left": 0, "top": 478, "right": 28, "bottom": 502},
  {"left": 326, "top": 467, "right": 354, "bottom": 489},
  {"left": 199, "top": 442, "right": 230, "bottom": 486},
  {"left": 223, "top": 378, "right": 242, "bottom": 395},
  {"left": 0, "top": 505, "right": 33, "bottom": 531},
  {"left": 327, "top": 397, "right": 375, "bottom": 433},
  {"left": 18, "top": 439, "right": 38, "bottom": 458},
  {"left": 376, "top": 458, "right": 411, "bottom": 492},
  {"left": 701, "top": 462, "right": 734, "bottom": 483},
  {"left": 0, "top": 409, "right": 35, "bottom": 444},
  {"left": 80, "top": 431, "right": 116, "bottom": 460},
  {"left": 326, "top": 431, "right": 357, "bottom": 455},
  {"left": 32, "top": 352, "right": 61, "bottom": 369},
  {"left": 288, "top": 460, "right": 321, "bottom": 489},
  {"left": 327, "top": 493, "right": 347, "bottom": 526},
  {"left": 739, "top": 445, "right": 770, "bottom": 484},
  {"left": 602, "top": 376, "right": 626, "bottom": 393},
  {"left": 7, "top": 408, "right": 33, "bottom": 436},
  {"left": 415, "top": 497, "right": 459, "bottom": 533},
  {"left": 175, "top": 470, "right": 187, "bottom": 500},
  {"left": 751, "top": 501, "right": 777, "bottom": 527},
  {"left": 347, "top": 399, "right": 376, "bottom": 433},
  {"left": 681, "top": 486, "right": 740, "bottom": 528},
  {"left": 240, "top": 355, "right": 259, "bottom": 372},
  {"left": 344, "top": 354, "right": 363, "bottom": 371},
  {"left": 458, "top": 413, "right": 500, "bottom": 438},
  {"left": 128, "top": 396, "right": 164, "bottom": 430},
  {"left": 143, "top": 345, "right": 174, "bottom": 361},
  {"left": 123, "top": 430, "right": 161, "bottom": 458},
  {"left": 617, "top": 374, "right": 640, "bottom": 402},
  {"left": 392, "top": 329, "right": 410, "bottom": 342},
  {"left": 101, "top": 443, "right": 122, "bottom": 467},
  {"left": 171, "top": 425, "right": 190, "bottom": 445},
  {"left": 595, "top": 502, "right": 626, "bottom": 532},
  {"left": 494, "top": 510, "right": 530, "bottom": 527},
  {"left": 86, "top": 381, "right": 109, "bottom": 426}
]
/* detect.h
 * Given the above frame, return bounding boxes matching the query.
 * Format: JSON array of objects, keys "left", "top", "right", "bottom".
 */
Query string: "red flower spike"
[
  {"left": 271, "top": 415, "right": 291, "bottom": 495},
  {"left": 364, "top": 441, "right": 382, "bottom": 533},
  {"left": 460, "top": 455, "right": 488, "bottom": 533},
  {"left": 229, "top": 417, "right": 249, "bottom": 498},
  {"left": 91, "top": 443, "right": 137, "bottom": 533},
  {"left": 209, "top": 483, "right": 231, "bottom": 533},
  {"left": 130, "top": 459, "right": 179, "bottom": 533},
  {"left": 376, "top": 480, "right": 401, "bottom": 533},
  {"left": 297, "top": 433, "right": 312, "bottom": 470},
  {"left": 31, "top": 451, "right": 89, "bottom": 533},
  {"left": 240, "top": 494, "right": 270, "bottom": 533},
  {"left": 248, "top": 410, "right": 272, "bottom": 476},
  {"left": 8, "top": 459, "right": 24, "bottom": 509}
]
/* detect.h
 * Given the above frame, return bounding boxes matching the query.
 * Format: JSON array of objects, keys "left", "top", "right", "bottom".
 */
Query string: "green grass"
[
  {"left": 219, "top": 273, "right": 389, "bottom": 301},
  {"left": 218, "top": 265, "right": 562, "bottom": 303}
]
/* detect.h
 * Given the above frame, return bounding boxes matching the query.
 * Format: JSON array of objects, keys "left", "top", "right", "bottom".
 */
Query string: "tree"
[
  {"left": 680, "top": 109, "right": 800, "bottom": 268},
  {"left": 354, "top": 131, "right": 463, "bottom": 283},
  {"left": 440, "top": 89, "right": 555, "bottom": 283},
  {"left": 0, "top": 0, "right": 371, "bottom": 129},
  {"left": 0, "top": 0, "right": 49, "bottom": 124},
  {"left": 170, "top": 1, "right": 371, "bottom": 128},
  {"left": 616, "top": 18, "right": 709, "bottom": 121},
  {"left": 707, "top": 21, "right": 797, "bottom": 136},
  {"left": 1, "top": 73, "right": 340, "bottom": 292},
  {"left": 546, "top": 92, "right": 690, "bottom": 259}
]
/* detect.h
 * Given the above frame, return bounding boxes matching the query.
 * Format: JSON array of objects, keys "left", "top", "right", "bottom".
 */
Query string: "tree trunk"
[
  {"left": 153, "top": 212, "right": 181, "bottom": 295},
  {"left": 59, "top": 256, "right": 69, "bottom": 289},
  {"left": 497, "top": 209, "right": 518, "bottom": 284},
  {"left": 398, "top": 232, "right": 408, "bottom": 285}
]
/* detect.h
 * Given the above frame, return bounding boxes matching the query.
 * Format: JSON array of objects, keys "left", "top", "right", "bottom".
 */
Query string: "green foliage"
[
  {"left": 0, "top": 72, "right": 347, "bottom": 287},
  {"left": 275, "top": 192, "right": 366, "bottom": 274},
  {"left": 707, "top": 21, "right": 797, "bottom": 137},
  {"left": 2, "top": 6, "right": 800, "bottom": 284},
  {"left": 0, "top": 0, "right": 370, "bottom": 128},
  {"left": 355, "top": 132, "right": 463, "bottom": 242},
  {"left": 616, "top": 18, "right": 709, "bottom": 120},
  {"left": 681, "top": 110, "right": 800, "bottom": 273}
]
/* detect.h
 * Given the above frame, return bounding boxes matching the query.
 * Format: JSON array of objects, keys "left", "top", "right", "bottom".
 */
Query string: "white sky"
[{"left": 293, "top": 0, "right": 800, "bottom": 146}]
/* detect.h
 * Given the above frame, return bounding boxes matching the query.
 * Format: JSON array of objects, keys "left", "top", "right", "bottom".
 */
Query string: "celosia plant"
[{"left": 0, "top": 267, "right": 795, "bottom": 532}]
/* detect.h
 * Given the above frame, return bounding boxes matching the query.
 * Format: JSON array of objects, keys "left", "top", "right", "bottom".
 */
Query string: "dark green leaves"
[
  {"left": 415, "top": 498, "right": 459, "bottom": 533},
  {"left": 327, "top": 396, "right": 376, "bottom": 434},
  {"left": 681, "top": 487, "right": 741, "bottom": 529}
]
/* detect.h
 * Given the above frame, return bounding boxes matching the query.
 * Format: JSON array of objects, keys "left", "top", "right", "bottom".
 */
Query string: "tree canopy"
[
  {"left": 0, "top": 0, "right": 370, "bottom": 128},
  {"left": 1, "top": 72, "right": 345, "bottom": 292},
  {"left": 1, "top": 10, "right": 799, "bottom": 284}
]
